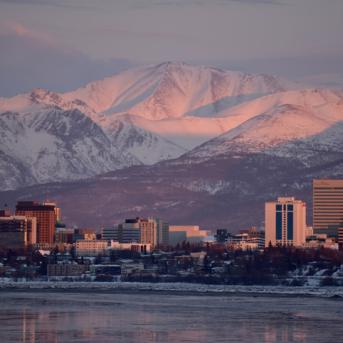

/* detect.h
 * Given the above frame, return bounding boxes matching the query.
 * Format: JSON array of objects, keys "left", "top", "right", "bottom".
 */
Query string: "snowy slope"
[
  {"left": 63, "top": 62, "right": 293, "bottom": 120},
  {"left": 107, "top": 115, "right": 186, "bottom": 165},
  {"left": 62, "top": 62, "right": 298, "bottom": 149},
  {"left": 185, "top": 89, "right": 343, "bottom": 160},
  {"left": 0, "top": 109, "right": 136, "bottom": 190},
  {"left": 0, "top": 63, "right": 295, "bottom": 153},
  {"left": 2, "top": 62, "right": 341, "bottom": 192}
]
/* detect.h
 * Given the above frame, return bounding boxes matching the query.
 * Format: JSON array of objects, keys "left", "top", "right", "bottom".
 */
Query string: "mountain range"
[{"left": 1, "top": 62, "right": 343, "bottom": 230}]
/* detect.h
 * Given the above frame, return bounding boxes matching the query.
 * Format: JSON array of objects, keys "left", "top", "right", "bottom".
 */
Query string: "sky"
[{"left": 0, "top": 0, "right": 343, "bottom": 96}]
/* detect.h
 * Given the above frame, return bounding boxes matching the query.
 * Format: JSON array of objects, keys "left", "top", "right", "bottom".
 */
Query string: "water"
[{"left": 0, "top": 291, "right": 342, "bottom": 343}]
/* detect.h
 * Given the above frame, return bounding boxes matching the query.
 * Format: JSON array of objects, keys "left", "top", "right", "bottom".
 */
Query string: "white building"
[
  {"left": 75, "top": 240, "right": 109, "bottom": 256},
  {"left": 265, "top": 197, "right": 306, "bottom": 247},
  {"left": 110, "top": 241, "right": 151, "bottom": 253},
  {"left": 169, "top": 225, "right": 210, "bottom": 245}
]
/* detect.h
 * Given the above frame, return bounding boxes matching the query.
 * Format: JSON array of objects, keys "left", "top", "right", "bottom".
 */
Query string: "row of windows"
[
  {"left": 276, "top": 204, "right": 293, "bottom": 211},
  {"left": 313, "top": 211, "right": 343, "bottom": 213},
  {"left": 275, "top": 211, "right": 293, "bottom": 240},
  {"left": 313, "top": 188, "right": 343, "bottom": 190}
]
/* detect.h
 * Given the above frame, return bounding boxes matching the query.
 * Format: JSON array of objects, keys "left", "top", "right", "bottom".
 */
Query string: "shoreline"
[{"left": 0, "top": 281, "right": 342, "bottom": 299}]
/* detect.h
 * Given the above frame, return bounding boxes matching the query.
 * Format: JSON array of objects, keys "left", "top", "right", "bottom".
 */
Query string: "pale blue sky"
[{"left": 0, "top": 0, "right": 342, "bottom": 96}]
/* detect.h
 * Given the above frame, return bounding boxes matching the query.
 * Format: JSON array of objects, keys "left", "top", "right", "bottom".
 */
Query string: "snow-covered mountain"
[
  {"left": 0, "top": 62, "right": 298, "bottom": 190},
  {"left": 107, "top": 115, "right": 187, "bottom": 165},
  {"left": 183, "top": 89, "right": 343, "bottom": 161},
  {"left": 2, "top": 62, "right": 342, "bottom": 193},
  {"left": 63, "top": 62, "right": 296, "bottom": 148},
  {"left": 63, "top": 61, "right": 293, "bottom": 119},
  {"left": 0, "top": 109, "right": 137, "bottom": 190}
]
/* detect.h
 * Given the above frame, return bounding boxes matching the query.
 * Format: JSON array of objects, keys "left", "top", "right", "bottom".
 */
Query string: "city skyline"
[{"left": 1, "top": 2, "right": 343, "bottom": 342}]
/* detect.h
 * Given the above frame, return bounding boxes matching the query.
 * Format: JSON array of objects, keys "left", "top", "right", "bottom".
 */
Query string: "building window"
[
  {"left": 276, "top": 211, "right": 282, "bottom": 240},
  {"left": 287, "top": 211, "right": 293, "bottom": 241}
]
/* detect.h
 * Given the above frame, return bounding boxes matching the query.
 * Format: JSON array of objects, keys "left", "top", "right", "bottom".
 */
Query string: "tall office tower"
[
  {"left": 265, "top": 197, "right": 306, "bottom": 247},
  {"left": 313, "top": 179, "right": 343, "bottom": 232},
  {"left": 16, "top": 201, "right": 57, "bottom": 245},
  {"left": 156, "top": 218, "right": 169, "bottom": 246},
  {"left": 0, "top": 209, "right": 37, "bottom": 246},
  {"left": 117, "top": 219, "right": 141, "bottom": 243},
  {"left": 0, "top": 215, "right": 28, "bottom": 249},
  {"left": 137, "top": 218, "right": 158, "bottom": 247}
]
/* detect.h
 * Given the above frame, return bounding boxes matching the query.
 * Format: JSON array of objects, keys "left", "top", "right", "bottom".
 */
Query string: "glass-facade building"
[
  {"left": 265, "top": 197, "right": 306, "bottom": 247},
  {"left": 313, "top": 179, "right": 343, "bottom": 232}
]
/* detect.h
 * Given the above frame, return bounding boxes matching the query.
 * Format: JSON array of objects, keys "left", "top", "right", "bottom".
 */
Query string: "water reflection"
[{"left": 0, "top": 293, "right": 341, "bottom": 343}]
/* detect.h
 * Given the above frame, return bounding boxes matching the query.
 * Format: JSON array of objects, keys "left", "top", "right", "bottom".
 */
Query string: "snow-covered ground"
[{"left": 0, "top": 280, "right": 342, "bottom": 298}]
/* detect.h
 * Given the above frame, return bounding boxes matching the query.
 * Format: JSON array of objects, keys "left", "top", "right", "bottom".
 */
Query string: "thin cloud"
[
  {"left": 0, "top": 0, "right": 91, "bottom": 9},
  {"left": 4, "top": 22, "right": 50, "bottom": 41},
  {"left": 0, "top": 21, "right": 56, "bottom": 48},
  {"left": 0, "top": 0, "right": 284, "bottom": 10},
  {"left": 134, "top": 0, "right": 283, "bottom": 8}
]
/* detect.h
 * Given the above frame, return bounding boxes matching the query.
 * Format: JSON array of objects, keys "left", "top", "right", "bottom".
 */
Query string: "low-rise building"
[
  {"left": 73, "top": 229, "right": 97, "bottom": 242},
  {"left": 228, "top": 227, "right": 265, "bottom": 250},
  {"left": 55, "top": 228, "right": 74, "bottom": 244},
  {"left": 47, "top": 263, "right": 88, "bottom": 278},
  {"left": 305, "top": 234, "right": 339, "bottom": 250},
  {"left": 110, "top": 241, "right": 151, "bottom": 253},
  {"left": 169, "top": 225, "right": 210, "bottom": 245},
  {"left": 215, "top": 229, "right": 230, "bottom": 243},
  {"left": 75, "top": 240, "right": 109, "bottom": 256},
  {"left": 120, "top": 261, "right": 145, "bottom": 277},
  {"left": 90, "top": 264, "right": 121, "bottom": 281}
]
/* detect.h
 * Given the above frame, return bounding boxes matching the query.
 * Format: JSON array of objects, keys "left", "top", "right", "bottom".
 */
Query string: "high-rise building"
[
  {"left": 139, "top": 218, "right": 158, "bottom": 247},
  {"left": 265, "top": 197, "right": 306, "bottom": 247},
  {"left": 0, "top": 216, "right": 31, "bottom": 249},
  {"left": 0, "top": 209, "right": 37, "bottom": 247},
  {"left": 16, "top": 201, "right": 57, "bottom": 245},
  {"left": 156, "top": 218, "right": 169, "bottom": 246},
  {"left": 313, "top": 179, "right": 343, "bottom": 232},
  {"left": 117, "top": 219, "right": 141, "bottom": 243},
  {"left": 338, "top": 227, "right": 343, "bottom": 251}
]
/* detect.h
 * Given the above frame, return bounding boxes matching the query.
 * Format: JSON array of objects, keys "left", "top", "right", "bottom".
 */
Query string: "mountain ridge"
[{"left": 1, "top": 62, "right": 342, "bottom": 193}]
